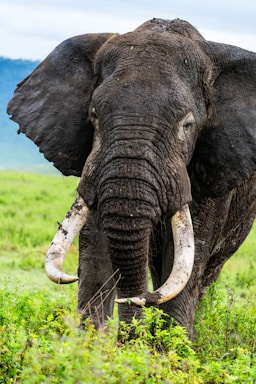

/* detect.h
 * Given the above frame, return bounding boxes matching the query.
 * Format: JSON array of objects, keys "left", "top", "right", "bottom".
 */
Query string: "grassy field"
[{"left": 0, "top": 171, "right": 255, "bottom": 383}]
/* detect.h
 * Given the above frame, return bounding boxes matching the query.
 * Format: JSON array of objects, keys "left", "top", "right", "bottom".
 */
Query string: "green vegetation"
[{"left": 0, "top": 171, "right": 255, "bottom": 383}]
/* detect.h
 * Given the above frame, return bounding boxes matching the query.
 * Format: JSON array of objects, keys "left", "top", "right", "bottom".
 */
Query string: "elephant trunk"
[
  {"left": 44, "top": 149, "right": 194, "bottom": 306},
  {"left": 101, "top": 206, "right": 152, "bottom": 298},
  {"left": 97, "top": 165, "right": 194, "bottom": 307},
  {"left": 98, "top": 176, "right": 155, "bottom": 322}
]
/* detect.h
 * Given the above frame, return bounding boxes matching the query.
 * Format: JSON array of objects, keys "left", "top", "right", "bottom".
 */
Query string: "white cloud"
[
  {"left": 204, "top": 29, "right": 256, "bottom": 52},
  {"left": 1, "top": 0, "right": 256, "bottom": 59},
  {"left": 0, "top": 2, "right": 143, "bottom": 59}
]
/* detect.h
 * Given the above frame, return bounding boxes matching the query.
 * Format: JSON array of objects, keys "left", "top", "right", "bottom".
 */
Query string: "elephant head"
[{"left": 7, "top": 18, "right": 256, "bottom": 327}]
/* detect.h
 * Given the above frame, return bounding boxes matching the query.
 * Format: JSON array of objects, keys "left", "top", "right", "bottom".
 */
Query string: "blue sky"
[{"left": 1, "top": 0, "right": 256, "bottom": 60}]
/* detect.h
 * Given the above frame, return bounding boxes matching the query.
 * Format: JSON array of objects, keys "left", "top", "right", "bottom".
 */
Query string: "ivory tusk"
[
  {"left": 45, "top": 195, "right": 89, "bottom": 284},
  {"left": 115, "top": 204, "right": 194, "bottom": 306}
]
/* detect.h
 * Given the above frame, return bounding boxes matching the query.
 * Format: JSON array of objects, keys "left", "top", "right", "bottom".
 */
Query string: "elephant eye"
[
  {"left": 178, "top": 112, "right": 196, "bottom": 141},
  {"left": 184, "top": 121, "right": 193, "bottom": 130},
  {"left": 182, "top": 113, "right": 196, "bottom": 136},
  {"left": 183, "top": 121, "right": 194, "bottom": 134}
]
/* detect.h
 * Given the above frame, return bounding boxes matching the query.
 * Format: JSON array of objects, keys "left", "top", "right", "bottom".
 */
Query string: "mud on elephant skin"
[{"left": 7, "top": 18, "right": 256, "bottom": 339}]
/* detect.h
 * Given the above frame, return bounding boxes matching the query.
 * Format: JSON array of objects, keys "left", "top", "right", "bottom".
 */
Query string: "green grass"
[{"left": 0, "top": 171, "right": 255, "bottom": 383}]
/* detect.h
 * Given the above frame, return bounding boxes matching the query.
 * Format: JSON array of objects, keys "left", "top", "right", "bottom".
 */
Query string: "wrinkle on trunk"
[
  {"left": 103, "top": 212, "right": 151, "bottom": 323},
  {"left": 102, "top": 214, "right": 151, "bottom": 295},
  {"left": 96, "top": 152, "right": 163, "bottom": 305}
]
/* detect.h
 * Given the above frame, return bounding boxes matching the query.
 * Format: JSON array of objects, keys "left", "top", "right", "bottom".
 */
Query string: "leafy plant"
[{"left": 0, "top": 171, "right": 255, "bottom": 383}]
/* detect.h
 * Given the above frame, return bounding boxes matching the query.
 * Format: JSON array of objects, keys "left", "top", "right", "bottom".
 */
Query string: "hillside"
[{"left": 0, "top": 57, "right": 59, "bottom": 173}]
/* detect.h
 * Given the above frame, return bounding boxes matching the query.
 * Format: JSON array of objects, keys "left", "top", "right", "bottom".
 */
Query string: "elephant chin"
[{"left": 45, "top": 196, "right": 194, "bottom": 305}]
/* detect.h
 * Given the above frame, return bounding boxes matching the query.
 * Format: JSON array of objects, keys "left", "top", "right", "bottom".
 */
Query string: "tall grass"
[
  {"left": 0, "top": 171, "right": 78, "bottom": 250},
  {"left": 0, "top": 171, "right": 255, "bottom": 383}
]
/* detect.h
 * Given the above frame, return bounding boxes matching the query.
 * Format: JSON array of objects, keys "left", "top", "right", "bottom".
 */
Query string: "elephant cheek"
[
  {"left": 78, "top": 179, "right": 98, "bottom": 209},
  {"left": 167, "top": 167, "right": 192, "bottom": 215},
  {"left": 77, "top": 131, "right": 103, "bottom": 208},
  {"left": 77, "top": 159, "right": 100, "bottom": 209}
]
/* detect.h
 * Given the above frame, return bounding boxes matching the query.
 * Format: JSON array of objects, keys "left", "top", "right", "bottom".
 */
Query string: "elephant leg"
[
  {"left": 165, "top": 189, "right": 256, "bottom": 339},
  {"left": 151, "top": 249, "right": 203, "bottom": 339},
  {"left": 159, "top": 277, "right": 202, "bottom": 340},
  {"left": 78, "top": 210, "right": 116, "bottom": 329}
]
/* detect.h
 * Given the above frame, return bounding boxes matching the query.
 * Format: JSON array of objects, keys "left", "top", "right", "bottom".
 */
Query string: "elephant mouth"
[{"left": 44, "top": 195, "right": 194, "bottom": 306}]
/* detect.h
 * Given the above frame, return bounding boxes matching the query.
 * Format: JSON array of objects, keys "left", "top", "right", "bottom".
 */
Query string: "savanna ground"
[{"left": 0, "top": 171, "right": 255, "bottom": 383}]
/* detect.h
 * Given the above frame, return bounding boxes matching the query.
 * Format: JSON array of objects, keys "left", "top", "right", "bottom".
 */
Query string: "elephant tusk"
[
  {"left": 115, "top": 204, "right": 194, "bottom": 306},
  {"left": 45, "top": 195, "right": 89, "bottom": 284}
]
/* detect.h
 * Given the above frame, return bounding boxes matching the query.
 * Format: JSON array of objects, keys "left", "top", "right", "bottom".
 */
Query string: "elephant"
[{"left": 7, "top": 18, "right": 256, "bottom": 339}]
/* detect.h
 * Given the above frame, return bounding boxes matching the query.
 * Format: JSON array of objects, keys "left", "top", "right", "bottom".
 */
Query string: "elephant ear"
[
  {"left": 7, "top": 33, "right": 113, "bottom": 176},
  {"left": 189, "top": 42, "right": 256, "bottom": 197}
]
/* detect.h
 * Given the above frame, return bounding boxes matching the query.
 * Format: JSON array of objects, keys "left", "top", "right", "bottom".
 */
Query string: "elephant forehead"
[
  {"left": 103, "top": 29, "right": 203, "bottom": 58},
  {"left": 97, "top": 32, "right": 208, "bottom": 81}
]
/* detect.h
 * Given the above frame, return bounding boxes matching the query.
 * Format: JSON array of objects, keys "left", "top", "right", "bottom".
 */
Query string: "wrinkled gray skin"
[{"left": 8, "top": 19, "right": 256, "bottom": 339}]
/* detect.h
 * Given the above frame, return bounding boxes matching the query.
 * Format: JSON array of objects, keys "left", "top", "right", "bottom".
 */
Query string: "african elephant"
[{"left": 7, "top": 18, "right": 256, "bottom": 339}]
